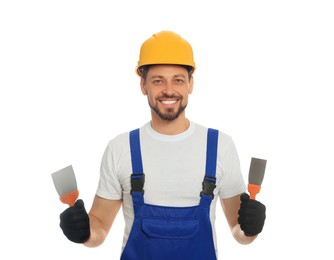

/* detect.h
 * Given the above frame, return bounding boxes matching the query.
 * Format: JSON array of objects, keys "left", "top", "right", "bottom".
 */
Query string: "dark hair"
[{"left": 139, "top": 65, "right": 194, "bottom": 80}]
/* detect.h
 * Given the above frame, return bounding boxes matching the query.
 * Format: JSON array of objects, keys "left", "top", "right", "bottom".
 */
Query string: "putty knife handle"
[
  {"left": 248, "top": 184, "right": 261, "bottom": 200},
  {"left": 60, "top": 189, "right": 79, "bottom": 206}
]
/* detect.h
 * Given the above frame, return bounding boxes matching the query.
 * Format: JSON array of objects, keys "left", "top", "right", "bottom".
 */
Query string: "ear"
[
  {"left": 140, "top": 77, "right": 147, "bottom": 95},
  {"left": 188, "top": 76, "right": 194, "bottom": 94}
]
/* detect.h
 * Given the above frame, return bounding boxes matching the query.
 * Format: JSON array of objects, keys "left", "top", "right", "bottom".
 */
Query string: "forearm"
[
  {"left": 232, "top": 224, "right": 257, "bottom": 245},
  {"left": 83, "top": 214, "right": 109, "bottom": 248},
  {"left": 83, "top": 196, "right": 122, "bottom": 247}
]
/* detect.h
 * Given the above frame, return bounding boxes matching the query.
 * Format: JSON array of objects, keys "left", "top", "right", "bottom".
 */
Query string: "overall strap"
[
  {"left": 200, "top": 128, "right": 219, "bottom": 205},
  {"left": 129, "top": 129, "right": 145, "bottom": 206},
  {"left": 130, "top": 128, "right": 143, "bottom": 175},
  {"left": 205, "top": 128, "right": 219, "bottom": 178}
]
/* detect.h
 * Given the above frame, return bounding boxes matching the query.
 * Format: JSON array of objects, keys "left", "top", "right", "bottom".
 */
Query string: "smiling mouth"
[
  {"left": 158, "top": 94, "right": 181, "bottom": 105},
  {"left": 160, "top": 100, "right": 178, "bottom": 105}
]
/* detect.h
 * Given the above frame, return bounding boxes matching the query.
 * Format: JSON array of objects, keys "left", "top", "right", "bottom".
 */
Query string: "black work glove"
[
  {"left": 238, "top": 193, "right": 266, "bottom": 236},
  {"left": 59, "top": 199, "right": 90, "bottom": 243}
]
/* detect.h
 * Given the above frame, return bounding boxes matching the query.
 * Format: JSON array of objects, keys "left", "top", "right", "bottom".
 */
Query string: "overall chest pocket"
[{"left": 141, "top": 218, "right": 199, "bottom": 239}]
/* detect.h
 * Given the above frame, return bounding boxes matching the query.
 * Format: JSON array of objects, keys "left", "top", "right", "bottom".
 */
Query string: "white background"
[{"left": 1, "top": 0, "right": 333, "bottom": 259}]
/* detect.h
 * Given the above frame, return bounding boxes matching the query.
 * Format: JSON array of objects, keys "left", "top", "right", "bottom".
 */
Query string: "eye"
[
  {"left": 152, "top": 79, "right": 163, "bottom": 84},
  {"left": 175, "top": 78, "right": 184, "bottom": 84}
]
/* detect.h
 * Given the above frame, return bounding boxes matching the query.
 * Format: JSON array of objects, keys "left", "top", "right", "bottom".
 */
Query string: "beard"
[{"left": 148, "top": 95, "right": 187, "bottom": 121}]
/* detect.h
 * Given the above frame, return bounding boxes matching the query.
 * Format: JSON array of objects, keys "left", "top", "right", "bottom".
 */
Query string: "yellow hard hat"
[{"left": 136, "top": 31, "right": 196, "bottom": 76}]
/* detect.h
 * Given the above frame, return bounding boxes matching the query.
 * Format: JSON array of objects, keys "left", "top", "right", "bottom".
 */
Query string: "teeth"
[{"left": 161, "top": 100, "right": 177, "bottom": 104}]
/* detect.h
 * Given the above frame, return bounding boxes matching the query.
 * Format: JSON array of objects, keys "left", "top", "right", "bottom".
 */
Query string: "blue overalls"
[{"left": 120, "top": 128, "right": 219, "bottom": 260}]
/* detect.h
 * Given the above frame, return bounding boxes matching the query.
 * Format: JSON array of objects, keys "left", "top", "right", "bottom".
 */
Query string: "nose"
[{"left": 162, "top": 81, "right": 174, "bottom": 95}]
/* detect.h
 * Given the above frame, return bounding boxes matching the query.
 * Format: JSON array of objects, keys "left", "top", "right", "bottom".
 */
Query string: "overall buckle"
[
  {"left": 200, "top": 176, "right": 216, "bottom": 199},
  {"left": 131, "top": 173, "right": 145, "bottom": 194}
]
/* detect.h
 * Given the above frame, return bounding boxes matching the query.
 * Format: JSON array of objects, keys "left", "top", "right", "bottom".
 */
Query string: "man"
[{"left": 59, "top": 31, "right": 266, "bottom": 259}]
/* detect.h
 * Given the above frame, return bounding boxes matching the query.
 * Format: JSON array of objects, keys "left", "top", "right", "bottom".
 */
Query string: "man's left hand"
[{"left": 238, "top": 193, "right": 266, "bottom": 236}]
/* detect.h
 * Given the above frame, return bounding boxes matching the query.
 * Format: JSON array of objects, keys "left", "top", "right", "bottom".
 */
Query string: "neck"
[{"left": 150, "top": 114, "right": 190, "bottom": 135}]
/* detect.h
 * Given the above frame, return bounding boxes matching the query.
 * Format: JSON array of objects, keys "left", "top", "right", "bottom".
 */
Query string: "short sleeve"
[
  {"left": 217, "top": 135, "right": 246, "bottom": 199},
  {"left": 96, "top": 142, "right": 123, "bottom": 200}
]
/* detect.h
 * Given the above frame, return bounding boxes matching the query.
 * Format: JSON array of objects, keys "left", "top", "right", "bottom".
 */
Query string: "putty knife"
[
  {"left": 248, "top": 157, "right": 267, "bottom": 200},
  {"left": 51, "top": 165, "right": 79, "bottom": 206}
]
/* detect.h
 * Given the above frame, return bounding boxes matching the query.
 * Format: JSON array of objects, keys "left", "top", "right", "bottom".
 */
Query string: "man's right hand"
[{"left": 59, "top": 199, "right": 90, "bottom": 243}]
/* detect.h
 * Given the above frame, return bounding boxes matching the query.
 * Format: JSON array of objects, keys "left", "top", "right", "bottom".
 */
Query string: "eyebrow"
[
  {"left": 150, "top": 75, "right": 164, "bottom": 80},
  {"left": 174, "top": 74, "right": 187, "bottom": 79}
]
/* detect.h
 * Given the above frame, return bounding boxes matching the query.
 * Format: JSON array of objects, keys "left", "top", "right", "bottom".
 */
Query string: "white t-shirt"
[{"left": 96, "top": 121, "right": 246, "bottom": 252}]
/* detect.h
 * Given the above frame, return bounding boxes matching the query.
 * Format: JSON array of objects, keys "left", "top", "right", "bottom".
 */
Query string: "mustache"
[{"left": 156, "top": 93, "right": 182, "bottom": 100}]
